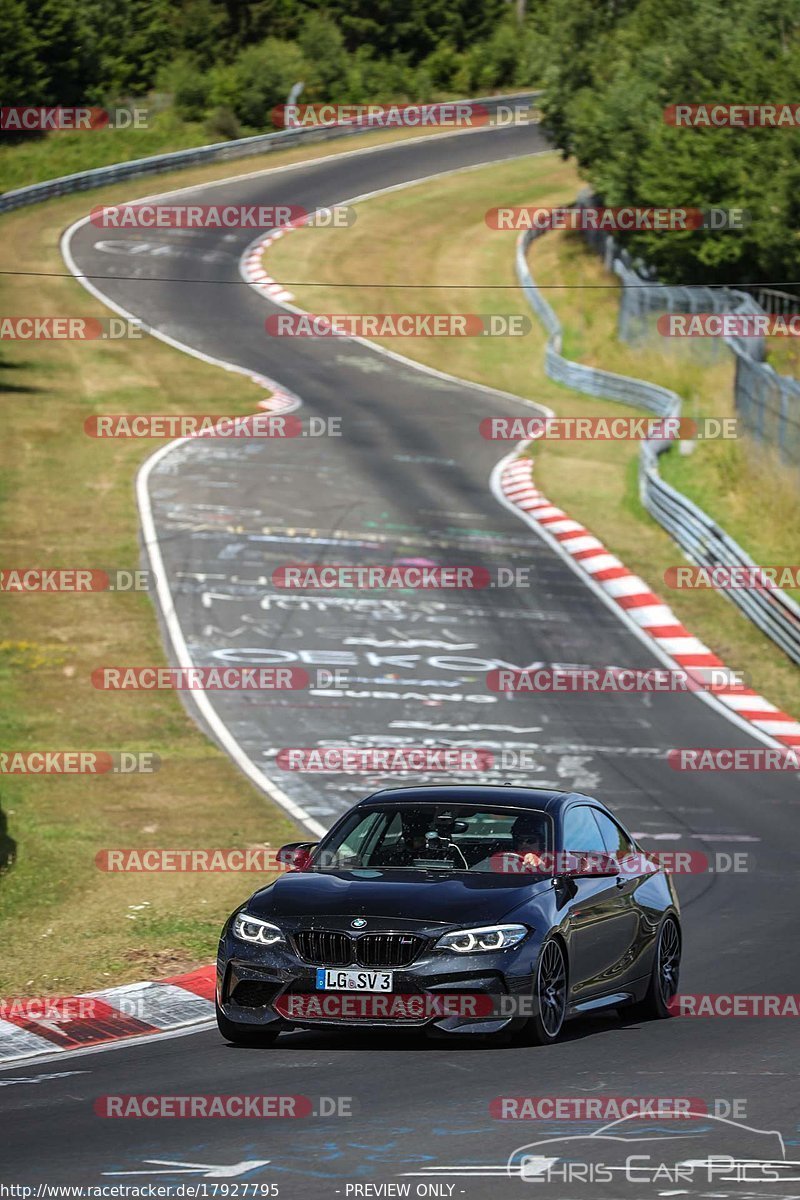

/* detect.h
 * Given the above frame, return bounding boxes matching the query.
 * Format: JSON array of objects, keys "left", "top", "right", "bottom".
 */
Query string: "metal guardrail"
[
  {"left": 0, "top": 124, "right": 370, "bottom": 213},
  {"left": 517, "top": 225, "right": 800, "bottom": 666},
  {"left": 0, "top": 92, "right": 539, "bottom": 214},
  {"left": 752, "top": 287, "right": 800, "bottom": 317}
]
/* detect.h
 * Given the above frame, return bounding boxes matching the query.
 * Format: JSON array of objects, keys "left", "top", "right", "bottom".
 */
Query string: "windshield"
[{"left": 312, "top": 804, "right": 554, "bottom": 874}]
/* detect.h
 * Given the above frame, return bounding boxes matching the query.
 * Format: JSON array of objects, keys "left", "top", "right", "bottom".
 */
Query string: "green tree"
[
  {"left": 28, "top": 0, "right": 99, "bottom": 105},
  {"left": 0, "top": 0, "right": 42, "bottom": 101},
  {"left": 539, "top": 0, "right": 800, "bottom": 286},
  {"left": 210, "top": 38, "right": 308, "bottom": 129},
  {"left": 298, "top": 13, "right": 349, "bottom": 97}
]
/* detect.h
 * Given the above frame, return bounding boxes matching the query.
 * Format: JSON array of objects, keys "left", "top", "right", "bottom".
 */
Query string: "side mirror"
[
  {"left": 561, "top": 850, "right": 620, "bottom": 878},
  {"left": 276, "top": 842, "right": 317, "bottom": 871}
]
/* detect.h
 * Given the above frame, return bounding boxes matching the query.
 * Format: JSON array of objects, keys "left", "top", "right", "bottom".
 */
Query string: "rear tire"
[
  {"left": 628, "top": 915, "right": 681, "bottom": 1021},
  {"left": 216, "top": 1001, "right": 280, "bottom": 1046},
  {"left": 518, "top": 937, "right": 568, "bottom": 1045}
]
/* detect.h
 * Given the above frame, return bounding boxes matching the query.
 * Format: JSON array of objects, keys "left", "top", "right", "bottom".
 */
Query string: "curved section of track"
[{"left": 3, "top": 123, "right": 796, "bottom": 1197}]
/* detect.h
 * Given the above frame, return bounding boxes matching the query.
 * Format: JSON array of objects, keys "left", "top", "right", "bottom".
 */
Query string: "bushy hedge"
[
  {"left": 537, "top": 0, "right": 800, "bottom": 287},
  {"left": 1, "top": 0, "right": 545, "bottom": 141}
]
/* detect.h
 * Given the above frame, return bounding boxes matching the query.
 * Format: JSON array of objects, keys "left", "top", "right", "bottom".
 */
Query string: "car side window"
[
  {"left": 592, "top": 811, "right": 634, "bottom": 857},
  {"left": 562, "top": 806, "right": 606, "bottom": 854},
  {"left": 335, "top": 811, "right": 385, "bottom": 864}
]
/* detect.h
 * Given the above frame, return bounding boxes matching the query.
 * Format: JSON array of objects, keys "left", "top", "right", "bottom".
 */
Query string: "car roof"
[{"left": 357, "top": 783, "right": 595, "bottom": 815}]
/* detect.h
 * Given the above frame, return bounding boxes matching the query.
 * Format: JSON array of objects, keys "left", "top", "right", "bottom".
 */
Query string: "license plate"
[{"left": 315, "top": 968, "right": 393, "bottom": 992}]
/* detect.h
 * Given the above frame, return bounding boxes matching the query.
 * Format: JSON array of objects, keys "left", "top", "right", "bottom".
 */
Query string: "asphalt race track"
[{"left": 3, "top": 123, "right": 798, "bottom": 1196}]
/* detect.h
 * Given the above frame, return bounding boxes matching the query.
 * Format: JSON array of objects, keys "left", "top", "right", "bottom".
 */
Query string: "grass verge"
[
  {"left": 0, "top": 111, "right": 210, "bottom": 193},
  {"left": 0, "top": 100, "right": 530, "bottom": 193},
  {"left": 764, "top": 332, "right": 800, "bottom": 379},
  {"left": 265, "top": 150, "right": 800, "bottom": 716}
]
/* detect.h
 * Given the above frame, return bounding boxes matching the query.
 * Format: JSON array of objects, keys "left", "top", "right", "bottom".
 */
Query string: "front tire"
[
  {"left": 216, "top": 1001, "right": 280, "bottom": 1046},
  {"left": 519, "top": 937, "right": 568, "bottom": 1045},
  {"left": 628, "top": 915, "right": 681, "bottom": 1021}
]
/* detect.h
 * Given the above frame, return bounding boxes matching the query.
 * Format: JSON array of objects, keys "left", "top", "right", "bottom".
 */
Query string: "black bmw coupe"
[{"left": 216, "top": 785, "right": 681, "bottom": 1045}]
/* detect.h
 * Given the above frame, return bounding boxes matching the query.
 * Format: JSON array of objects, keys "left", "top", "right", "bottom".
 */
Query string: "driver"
[
  {"left": 510, "top": 814, "right": 547, "bottom": 869},
  {"left": 474, "top": 814, "right": 548, "bottom": 874}
]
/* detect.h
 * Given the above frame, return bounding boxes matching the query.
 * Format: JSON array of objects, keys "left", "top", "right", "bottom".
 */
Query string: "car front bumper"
[{"left": 216, "top": 929, "right": 542, "bottom": 1035}]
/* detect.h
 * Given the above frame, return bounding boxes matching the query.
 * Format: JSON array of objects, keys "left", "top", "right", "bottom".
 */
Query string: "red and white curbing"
[
  {"left": 246, "top": 369, "right": 299, "bottom": 416},
  {"left": 256, "top": 388, "right": 298, "bottom": 414},
  {"left": 500, "top": 455, "right": 800, "bottom": 749},
  {"left": 242, "top": 225, "right": 296, "bottom": 302},
  {"left": 0, "top": 966, "right": 216, "bottom": 1064}
]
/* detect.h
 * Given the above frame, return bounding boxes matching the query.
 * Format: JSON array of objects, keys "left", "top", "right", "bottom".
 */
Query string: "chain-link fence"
[{"left": 577, "top": 195, "right": 800, "bottom": 470}]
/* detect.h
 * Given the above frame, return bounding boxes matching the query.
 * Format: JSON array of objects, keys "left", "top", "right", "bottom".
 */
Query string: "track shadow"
[
  {"left": 0, "top": 382, "right": 41, "bottom": 394},
  {"left": 0, "top": 803, "right": 17, "bottom": 877},
  {"left": 0, "top": 358, "right": 41, "bottom": 395},
  {"left": 221, "top": 1010, "right": 637, "bottom": 1054}
]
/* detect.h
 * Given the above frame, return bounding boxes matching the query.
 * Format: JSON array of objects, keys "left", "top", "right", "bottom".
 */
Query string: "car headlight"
[
  {"left": 434, "top": 924, "right": 529, "bottom": 953},
  {"left": 232, "top": 912, "right": 285, "bottom": 946}
]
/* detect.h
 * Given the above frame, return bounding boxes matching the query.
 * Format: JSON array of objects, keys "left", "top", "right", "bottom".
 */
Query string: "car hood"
[{"left": 242, "top": 868, "right": 551, "bottom": 927}]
